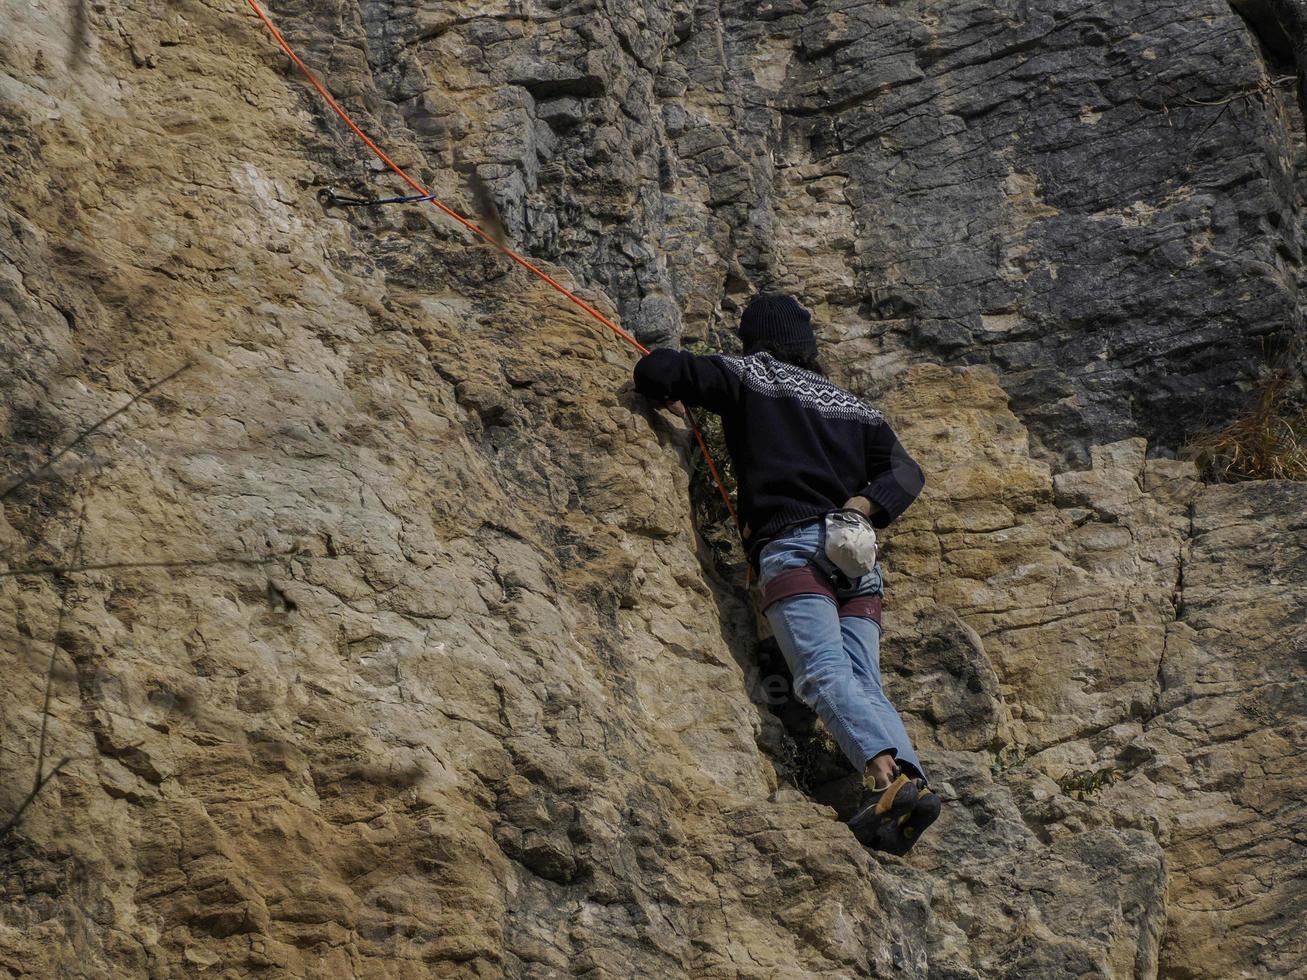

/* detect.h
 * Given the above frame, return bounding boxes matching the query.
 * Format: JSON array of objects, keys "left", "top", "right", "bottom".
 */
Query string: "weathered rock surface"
[
  {"left": 882, "top": 370, "right": 1307, "bottom": 980},
  {"left": 362, "top": 0, "right": 1307, "bottom": 465},
  {"left": 0, "top": 0, "right": 1304, "bottom": 978}
]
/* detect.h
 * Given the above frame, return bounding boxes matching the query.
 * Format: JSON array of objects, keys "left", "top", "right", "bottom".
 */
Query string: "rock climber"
[{"left": 632, "top": 293, "right": 940, "bottom": 854}]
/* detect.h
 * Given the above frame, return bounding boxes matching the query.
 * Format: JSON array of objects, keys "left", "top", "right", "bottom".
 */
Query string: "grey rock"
[{"left": 365, "top": 0, "right": 1305, "bottom": 464}]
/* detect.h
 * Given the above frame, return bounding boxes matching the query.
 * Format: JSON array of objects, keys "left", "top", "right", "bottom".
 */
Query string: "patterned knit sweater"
[{"left": 633, "top": 349, "right": 925, "bottom": 557}]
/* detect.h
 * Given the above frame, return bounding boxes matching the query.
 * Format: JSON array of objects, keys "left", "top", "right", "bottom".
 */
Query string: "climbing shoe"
[
  {"left": 847, "top": 771, "right": 919, "bottom": 851},
  {"left": 891, "top": 778, "right": 942, "bottom": 855}
]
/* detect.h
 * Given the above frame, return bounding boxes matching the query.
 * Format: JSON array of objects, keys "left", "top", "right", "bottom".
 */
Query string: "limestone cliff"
[{"left": 1, "top": 1, "right": 1304, "bottom": 978}]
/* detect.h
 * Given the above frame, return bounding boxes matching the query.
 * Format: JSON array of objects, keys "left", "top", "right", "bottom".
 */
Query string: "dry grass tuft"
[{"left": 1187, "top": 372, "right": 1307, "bottom": 482}]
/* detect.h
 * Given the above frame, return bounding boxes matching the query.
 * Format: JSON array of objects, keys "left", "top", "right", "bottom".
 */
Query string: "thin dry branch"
[
  {"left": 0, "top": 757, "right": 73, "bottom": 840},
  {"left": 0, "top": 361, "right": 192, "bottom": 504},
  {"left": 0, "top": 553, "right": 286, "bottom": 579},
  {"left": 68, "top": 0, "right": 90, "bottom": 68},
  {"left": 34, "top": 499, "right": 85, "bottom": 795},
  {"left": 1178, "top": 74, "right": 1297, "bottom": 107}
]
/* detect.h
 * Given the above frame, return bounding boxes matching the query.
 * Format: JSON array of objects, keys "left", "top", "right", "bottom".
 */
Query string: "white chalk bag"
[{"left": 823, "top": 509, "right": 879, "bottom": 579}]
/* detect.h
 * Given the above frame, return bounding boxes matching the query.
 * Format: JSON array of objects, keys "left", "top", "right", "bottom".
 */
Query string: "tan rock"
[{"left": 0, "top": 3, "right": 1302, "bottom": 978}]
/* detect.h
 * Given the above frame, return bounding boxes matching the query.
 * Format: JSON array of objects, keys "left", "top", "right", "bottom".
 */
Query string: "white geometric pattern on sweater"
[{"left": 717, "top": 353, "right": 884, "bottom": 424}]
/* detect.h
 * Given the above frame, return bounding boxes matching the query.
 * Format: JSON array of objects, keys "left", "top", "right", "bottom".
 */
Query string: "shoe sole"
[
  {"left": 878, "top": 790, "right": 942, "bottom": 856},
  {"left": 847, "top": 775, "right": 919, "bottom": 849}
]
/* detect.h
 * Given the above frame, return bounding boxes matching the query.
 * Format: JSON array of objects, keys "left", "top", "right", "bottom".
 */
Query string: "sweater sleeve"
[
  {"left": 632, "top": 349, "right": 741, "bottom": 416},
  {"left": 857, "top": 421, "right": 925, "bottom": 528}
]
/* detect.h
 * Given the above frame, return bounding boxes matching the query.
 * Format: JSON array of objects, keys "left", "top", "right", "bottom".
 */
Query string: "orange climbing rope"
[{"left": 243, "top": 0, "right": 738, "bottom": 526}]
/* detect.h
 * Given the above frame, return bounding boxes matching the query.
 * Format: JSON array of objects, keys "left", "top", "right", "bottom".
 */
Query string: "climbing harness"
[{"left": 243, "top": 0, "right": 738, "bottom": 527}]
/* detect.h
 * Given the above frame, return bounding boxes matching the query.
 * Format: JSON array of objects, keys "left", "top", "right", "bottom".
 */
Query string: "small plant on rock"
[
  {"left": 1187, "top": 370, "right": 1307, "bottom": 482},
  {"left": 1057, "top": 765, "right": 1124, "bottom": 800}
]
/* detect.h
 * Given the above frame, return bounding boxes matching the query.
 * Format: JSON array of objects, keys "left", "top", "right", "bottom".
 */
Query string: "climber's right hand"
[{"left": 658, "top": 400, "right": 687, "bottom": 418}]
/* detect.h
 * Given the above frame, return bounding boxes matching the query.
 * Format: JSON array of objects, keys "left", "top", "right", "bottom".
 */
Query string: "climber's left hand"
[{"left": 842, "top": 495, "right": 878, "bottom": 518}]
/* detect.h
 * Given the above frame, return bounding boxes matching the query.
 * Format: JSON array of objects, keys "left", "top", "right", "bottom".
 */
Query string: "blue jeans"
[{"left": 758, "top": 520, "right": 923, "bottom": 779}]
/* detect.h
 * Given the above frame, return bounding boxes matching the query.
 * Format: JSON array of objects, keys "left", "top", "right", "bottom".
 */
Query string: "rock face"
[
  {"left": 368, "top": 0, "right": 1307, "bottom": 466},
  {"left": 0, "top": 1, "right": 1304, "bottom": 978},
  {"left": 882, "top": 373, "right": 1306, "bottom": 979}
]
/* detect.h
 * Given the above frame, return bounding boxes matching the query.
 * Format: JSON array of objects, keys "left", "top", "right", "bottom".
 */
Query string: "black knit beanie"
[{"left": 738, "top": 293, "right": 817, "bottom": 357}]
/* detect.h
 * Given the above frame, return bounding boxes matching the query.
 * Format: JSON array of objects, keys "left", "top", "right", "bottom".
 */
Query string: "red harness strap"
[
  {"left": 838, "top": 594, "right": 882, "bottom": 624},
  {"left": 760, "top": 566, "right": 836, "bottom": 610},
  {"left": 760, "top": 566, "right": 882, "bottom": 626}
]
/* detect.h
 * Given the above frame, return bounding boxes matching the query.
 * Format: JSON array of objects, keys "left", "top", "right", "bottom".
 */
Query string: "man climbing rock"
[{"left": 632, "top": 294, "right": 939, "bottom": 855}]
